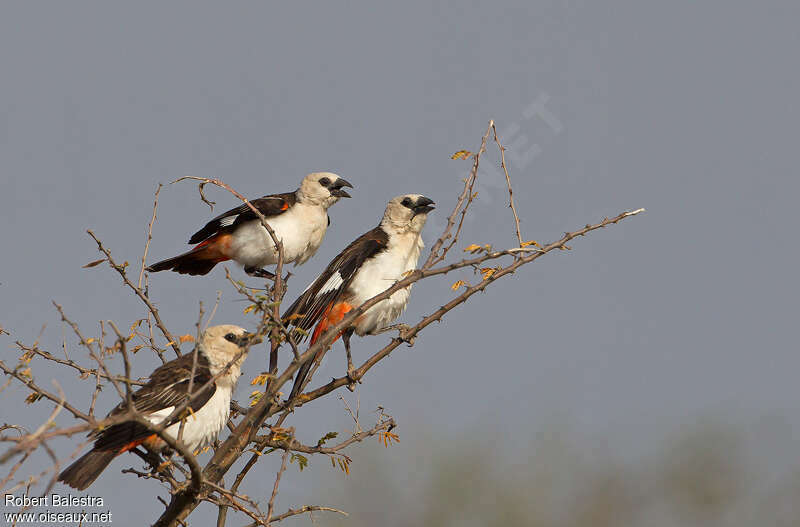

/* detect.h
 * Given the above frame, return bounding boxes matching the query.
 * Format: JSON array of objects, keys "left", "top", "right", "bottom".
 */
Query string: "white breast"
[
  {"left": 349, "top": 231, "right": 424, "bottom": 336},
  {"left": 146, "top": 384, "right": 233, "bottom": 452},
  {"left": 228, "top": 203, "right": 328, "bottom": 268}
]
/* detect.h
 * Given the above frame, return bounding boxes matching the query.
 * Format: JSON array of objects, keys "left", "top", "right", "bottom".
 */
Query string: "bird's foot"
[
  {"left": 244, "top": 267, "right": 276, "bottom": 279},
  {"left": 346, "top": 364, "right": 361, "bottom": 392},
  {"left": 377, "top": 323, "right": 415, "bottom": 346}
]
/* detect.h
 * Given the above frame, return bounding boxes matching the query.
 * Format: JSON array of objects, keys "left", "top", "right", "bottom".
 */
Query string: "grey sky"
[{"left": 1, "top": 1, "right": 798, "bottom": 524}]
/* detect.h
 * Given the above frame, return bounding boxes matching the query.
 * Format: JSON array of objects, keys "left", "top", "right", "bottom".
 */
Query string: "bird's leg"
[
  {"left": 343, "top": 328, "right": 359, "bottom": 391},
  {"left": 244, "top": 266, "right": 276, "bottom": 279},
  {"left": 372, "top": 323, "right": 415, "bottom": 345},
  {"left": 138, "top": 447, "right": 173, "bottom": 477}
]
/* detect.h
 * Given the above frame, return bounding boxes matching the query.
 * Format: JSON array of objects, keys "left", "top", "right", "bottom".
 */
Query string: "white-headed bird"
[
  {"left": 147, "top": 172, "right": 353, "bottom": 278},
  {"left": 58, "top": 325, "right": 259, "bottom": 490},
  {"left": 283, "top": 194, "right": 434, "bottom": 399}
]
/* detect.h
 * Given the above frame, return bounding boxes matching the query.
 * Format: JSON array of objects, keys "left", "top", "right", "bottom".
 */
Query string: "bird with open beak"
[
  {"left": 147, "top": 172, "right": 353, "bottom": 278},
  {"left": 283, "top": 194, "right": 435, "bottom": 399}
]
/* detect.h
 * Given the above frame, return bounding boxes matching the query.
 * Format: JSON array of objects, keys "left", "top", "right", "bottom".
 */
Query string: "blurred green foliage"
[{"left": 300, "top": 422, "right": 800, "bottom": 526}]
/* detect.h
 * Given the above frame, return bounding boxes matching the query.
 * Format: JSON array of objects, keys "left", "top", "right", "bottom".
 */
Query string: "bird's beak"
[
  {"left": 238, "top": 332, "right": 263, "bottom": 347},
  {"left": 330, "top": 178, "right": 353, "bottom": 198},
  {"left": 412, "top": 196, "right": 435, "bottom": 215}
]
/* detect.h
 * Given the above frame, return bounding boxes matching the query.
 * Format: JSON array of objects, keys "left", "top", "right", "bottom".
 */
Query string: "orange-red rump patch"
[
  {"left": 310, "top": 302, "right": 353, "bottom": 345},
  {"left": 119, "top": 434, "right": 159, "bottom": 453},
  {"left": 194, "top": 233, "right": 233, "bottom": 263}
]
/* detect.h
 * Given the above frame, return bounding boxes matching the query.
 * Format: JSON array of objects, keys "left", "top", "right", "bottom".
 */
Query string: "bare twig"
[
  {"left": 424, "top": 120, "right": 493, "bottom": 269},
  {"left": 139, "top": 183, "right": 163, "bottom": 289},
  {"left": 267, "top": 432, "right": 292, "bottom": 524},
  {"left": 260, "top": 505, "right": 348, "bottom": 524},
  {"left": 491, "top": 122, "right": 524, "bottom": 247},
  {"left": 87, "top": 230, "right": 181, "bottom": 357}
]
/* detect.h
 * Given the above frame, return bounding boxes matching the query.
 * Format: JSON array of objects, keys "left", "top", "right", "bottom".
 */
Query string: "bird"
[
  {"left": 283, "top": 194, "right": 435, "bottom": 400},
  {"left": 58, "top": 325, "right": 260, "bottom": 490},
  {"left": 146, "top": 172, "right": 353, "bottom": 278}
]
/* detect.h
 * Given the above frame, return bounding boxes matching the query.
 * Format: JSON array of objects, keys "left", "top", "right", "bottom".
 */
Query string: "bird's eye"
[
  {"left": 318, "top": 177, "right": 331, "bottom": 187},
  {"left": 224, "top": 333, "right": 237, "bottom": 343},
  {"left": 401, "top": 197, "right": 413, "bottom": 208}
]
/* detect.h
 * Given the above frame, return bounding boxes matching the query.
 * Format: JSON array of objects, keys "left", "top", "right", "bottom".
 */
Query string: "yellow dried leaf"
[
  {"left": 521, "top": 240, "right": 542, "bottom": 248},
  {"left": 451, "top": 280, "right": 467, "bottom": 291},
  {"left": 85, "top": 338, "right": 95, "bottom": 344},
  {"left": 25, "top": 392, "right": 42, "bottom": 404},
  {"left": 249, "top": 391, "right": 263, "bottom": 407},
  {"left": 129, "top": 320, "right": 143, "bottom": 336},
  {"left": 243, "top": 304, "right": 257, "bottom": 315},
  {"left": 179, "top": 334, "right": 194, "bottom": 343},
  {"left": 83, "top": 258, "right": 105, "bottom": 268},
  {"left": 463, "top": 244, "right": 482, "bottom": 253},
  {"left": 450, "top": 150, "right": 473, "bottom": 160},
  {"left": 250, "top": 373, "right": 271, "bottom": 386},
  {"left": 480, "top": 267, "right": 497, "bottom": 280}
]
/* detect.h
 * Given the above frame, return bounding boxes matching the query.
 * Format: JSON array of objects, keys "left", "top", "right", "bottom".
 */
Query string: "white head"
[
  {"left": 199, "top": 325, "right": 261, "bottom": 381},
  {"left": 380, "top": 194, "right": 436, "bottom": 233},
  {"left": 297, "top": 172, "right": 353, "bottom": 208}
]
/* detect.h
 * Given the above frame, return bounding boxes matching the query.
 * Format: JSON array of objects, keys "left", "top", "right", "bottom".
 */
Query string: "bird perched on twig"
[
  {"left": 146, "top": 172, "right": 353, "bottom": 278},
  {"left": 58, "top": 325, "right": 260, "bottom": 490},
  {"left": 283, "top": 194, "right": 435, "bottom": 400}
]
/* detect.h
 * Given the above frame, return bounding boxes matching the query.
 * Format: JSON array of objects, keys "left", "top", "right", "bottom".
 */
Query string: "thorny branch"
[
  {"left": 0, "top": 121, "right": 645, "bottom": 527},
  {"left": 491, "top": 122, "right": 525, "bottom": 248},
  {"left": 87, "top": 230, "right": 181, "bottom": 357}
]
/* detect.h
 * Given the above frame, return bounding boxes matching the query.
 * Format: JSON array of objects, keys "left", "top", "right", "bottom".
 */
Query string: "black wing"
[
  {"left": 92, "top": 353, "right": 216, "bottom": 451},
  {"left": 188, "top": 192, "right": 298, "bottom": 244},
  {"left": 283, "top": 226, "right": 389, "bottom": 339}
]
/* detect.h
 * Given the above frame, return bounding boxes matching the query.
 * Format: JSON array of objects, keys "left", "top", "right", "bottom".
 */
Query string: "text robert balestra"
[{"left": 4, "top": 493, "right": 105, "bottom": 507}]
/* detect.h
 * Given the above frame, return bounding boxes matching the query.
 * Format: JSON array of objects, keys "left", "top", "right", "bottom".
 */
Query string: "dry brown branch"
[
  {"left": 267, "top": 430, "right": 292, "bottom": 524},
  {"left": 87, "top": 230, "right": 181, "bottom": 356},
  {"left": 491, "top": 122, "right": 525, "bottom": 247},
  {"left": 53, "top": 302, "right": 127, "bottom": 402},
  {"left": 257, "top": 505, "right": 348, "bottom": 525},
  {"left": 424, "top": 120, "right": 493, "bottom": 269},
  {"left": 0, "top": 360, "right": 91, "bottom": 432},
  {"left": 13, "top": 341, "right": 146, "bottom": 386},
  {"left": 256, "top": 416, "right": 395, "bottom": 458},
  {"left": 139, "top": 183, "right": 163, "bottom": 289}
]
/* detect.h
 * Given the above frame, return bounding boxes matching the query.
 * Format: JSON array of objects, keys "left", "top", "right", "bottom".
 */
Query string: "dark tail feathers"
[
  {"left": 146, "top": 247, "right": 226, "bottom": 276},
  {"left": 288, "top": 357, "right": 314, "bottom": 402},
  {"left": 58, "top": 449, "right": 118, "bottom": 490}
]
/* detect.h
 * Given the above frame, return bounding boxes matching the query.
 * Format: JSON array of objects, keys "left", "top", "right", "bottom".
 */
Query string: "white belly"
[
  {"left": 146, "top": 385, "right": 232, "bottom": 452},
  {"left": 349, "top": 232, "right": 423, "bottom": 336},
  {"left": 229, "top": 204, "right": 328, "bottom": 268}
]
